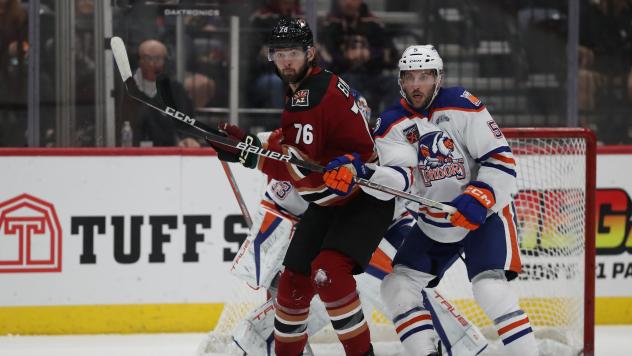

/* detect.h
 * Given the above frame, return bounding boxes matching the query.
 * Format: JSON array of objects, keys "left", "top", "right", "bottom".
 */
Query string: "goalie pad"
[
  {"left": 423, "top": 288, "right": 488, "bottom": 356},
  {"left": 232, "top": 297, "right": 328, "bottom": 356},
  {"left": 230, "top": 200, "right": 298, "bottom": 289},
  {"left": 230, "top": 180, "right": 307, "bottom": 289}
]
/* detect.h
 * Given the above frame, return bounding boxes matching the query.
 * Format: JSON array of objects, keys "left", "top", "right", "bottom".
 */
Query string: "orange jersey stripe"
[
  {"left": 395, "top": 314, "right": 431, "bottom": 334},
  {"left": 503, "top": 206, "right": 522, "bottom": 273},
  {"left": 368, "top": 248, "right": 393, "bottom": 274},
  {"left": 491, "top": 153, "right": 516, "bottom": 165},
  {"left": 498, "top": 317, "right": 530, "bottom": 336},
  {"left": 419, "top": 207, "right": 448, "bottom": 219}
]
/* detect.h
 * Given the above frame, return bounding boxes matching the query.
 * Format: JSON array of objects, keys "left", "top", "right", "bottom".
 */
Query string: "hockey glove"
[
  {"left": 448, "top": 181, "right": 495, "bottom": 230},
  {"left": 323, "top": 153, "right": 372, "bottom": 196},
  {"left": 207, "top": 122, "right": 261, "bottom": 169}
]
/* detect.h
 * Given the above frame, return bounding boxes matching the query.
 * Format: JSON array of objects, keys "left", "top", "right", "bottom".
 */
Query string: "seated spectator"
[
  {"left": 119, "top": 39, "right": 199, "bottom": 147},
  {"left": 184, "top": 73, "right": 216, "bottom": 110},
  {"left": 187, "top": 15, "right": 229, "bottom": 108},
  {"left": 320, "top": 0, "right": 397, "bottom": 111}
]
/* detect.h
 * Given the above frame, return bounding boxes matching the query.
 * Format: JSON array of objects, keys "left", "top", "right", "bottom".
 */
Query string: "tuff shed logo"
[{"left": 0, "top": 194, "right": 62, "bottom": 273}]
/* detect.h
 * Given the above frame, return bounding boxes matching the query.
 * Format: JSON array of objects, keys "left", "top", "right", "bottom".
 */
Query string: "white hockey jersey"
[{"left": 372, "top": 87, "right": 517, "bottom": 243}]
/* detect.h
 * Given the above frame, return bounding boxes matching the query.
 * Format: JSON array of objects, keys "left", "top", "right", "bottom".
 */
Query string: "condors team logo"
[
  {"left": 418, "top": 131, "right": 466, "bottom": 187},
  {"left": 0, "top": 194, "right": 62, "bottom": 273}
]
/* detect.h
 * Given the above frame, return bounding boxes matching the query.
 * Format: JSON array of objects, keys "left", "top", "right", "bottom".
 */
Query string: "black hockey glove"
[{"left": 207, "top": 122, "right": 261, "bottom": 169}]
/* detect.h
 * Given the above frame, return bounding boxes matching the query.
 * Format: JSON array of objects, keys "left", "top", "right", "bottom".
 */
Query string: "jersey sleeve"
[
  {"left": 360, "top": 114, "right": 419, "bottom": 200},
  {"left": 460, "top": 108, "right": 517, "bottom": 211}
]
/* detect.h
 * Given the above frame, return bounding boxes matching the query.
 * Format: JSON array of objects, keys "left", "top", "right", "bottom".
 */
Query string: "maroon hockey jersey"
[{"left": 258, "top": 67, "right": 375, "bottom": 206}]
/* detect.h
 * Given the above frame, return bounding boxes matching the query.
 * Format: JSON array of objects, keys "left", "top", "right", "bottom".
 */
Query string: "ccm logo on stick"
[{"left": 165, "top": 106, "right": 196, "bottom": 125}]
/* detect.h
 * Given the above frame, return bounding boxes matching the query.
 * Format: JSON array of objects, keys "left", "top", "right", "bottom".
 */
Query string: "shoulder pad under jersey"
[
  {"left": 431, "top": 87, "right": 485, "bottom": 112},
  {"left": 373, "top": 102, "right": 411, "bottom": 138}
]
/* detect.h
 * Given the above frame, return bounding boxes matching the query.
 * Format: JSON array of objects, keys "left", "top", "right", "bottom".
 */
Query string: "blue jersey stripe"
[
  {"left": 476, "top": 146, "right": 512, "bottom": 163},
  {"left": 481, "top": 162, "right": 517, "bottom": 177},
  {"left": 387, "top": 166, "right": 410, "bottom": 191},
  {"left": 502, "top": 327, "right": 533, "bottom": 345},
  {"left": 393, "top": 306, "right": 426, "bottom": 324},
  {"left": 400, "top": 325, "right": 434, "bottom": 342},
  {"left": 364, "top": 265, "right": 388, "bottom": 280},
  {"left": 418, "top": 213, "right": 454, "bottom": 228}
]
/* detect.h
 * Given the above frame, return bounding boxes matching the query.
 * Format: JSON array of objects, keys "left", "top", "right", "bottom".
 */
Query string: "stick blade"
[{"left": 110, "top": 36, "right": 133, "bottom": 82}]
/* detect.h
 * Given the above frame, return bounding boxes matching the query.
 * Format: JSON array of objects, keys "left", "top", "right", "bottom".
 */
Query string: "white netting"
[
  {"left": 433, "top": 131, "right": 593, "bottom": 355},
  {"left": 199, "top": 129, "right": 594, "bottom": 356}
]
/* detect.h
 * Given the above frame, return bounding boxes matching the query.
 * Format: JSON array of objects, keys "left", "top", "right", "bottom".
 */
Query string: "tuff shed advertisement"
[
  {"left": 1, "top": 147, "right": 632, "bottom": 333},
  {"left": 0, "top": 194, "right": 62, "bottom": 273},
  {"left": 0, "top": 149, "right": 270, "bottom": 333}
]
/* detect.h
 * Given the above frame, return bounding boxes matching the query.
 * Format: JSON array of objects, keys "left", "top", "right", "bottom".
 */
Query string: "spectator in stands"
[
  {"left": 0, "top": 0, "right": 28, "bottom": 147},
  {"left": 185, "top": 14, "right": 228, "bottom": 108},
  {"left": 320, "top": 0, "right": 397, "bottom": 111},
  {"left": 119, "top": 39, "right": 199, "bottom": 147},
  {"left": 248, "top": 0, "right": 302, "bottom": 108},
  {"left": 184, "top": 73, "right": 216, "bottom": 110}
]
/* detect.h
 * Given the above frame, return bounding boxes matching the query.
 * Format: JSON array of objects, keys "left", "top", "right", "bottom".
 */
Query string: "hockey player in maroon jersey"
[{"left": 211, "top": 17, "right": 394, "bottom": 356}]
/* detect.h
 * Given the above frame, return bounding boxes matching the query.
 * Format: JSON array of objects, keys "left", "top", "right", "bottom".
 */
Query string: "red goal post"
[{"left": 503, "top": 127, "right": 596, "bottom": 356}]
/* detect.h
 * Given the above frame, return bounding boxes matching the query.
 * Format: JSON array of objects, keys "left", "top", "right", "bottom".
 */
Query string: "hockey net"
[{"left": 199, "top": 127, "right": 596, "bottom": 356}]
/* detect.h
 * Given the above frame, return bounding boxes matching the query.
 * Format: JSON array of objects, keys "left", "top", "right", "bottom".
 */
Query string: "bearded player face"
[{"left": 270, "top": 47, "right": 315, "bottom": 84}]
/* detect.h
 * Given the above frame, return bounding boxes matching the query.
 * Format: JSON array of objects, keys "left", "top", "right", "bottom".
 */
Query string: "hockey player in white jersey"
[{"left": 361, "top": 45, "right": 538, "bottom": 356}]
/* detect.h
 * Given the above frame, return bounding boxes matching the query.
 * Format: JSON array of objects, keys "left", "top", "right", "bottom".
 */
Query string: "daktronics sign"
[{"left": 0, "top": 193, "right": 62, "bottom": 273}]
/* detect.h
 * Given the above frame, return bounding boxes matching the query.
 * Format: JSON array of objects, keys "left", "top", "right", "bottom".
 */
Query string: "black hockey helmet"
[{"left": 268, "top": 17, "right": 313, "bottom": 50}]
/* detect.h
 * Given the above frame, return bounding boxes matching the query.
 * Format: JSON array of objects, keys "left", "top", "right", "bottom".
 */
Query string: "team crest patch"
[
  {"left": 460, "top": 90, "right": 481, "bottom": 106},
  {"left": 292, "top": 89, "right": 310, "bottom": 107},
  {"left": 418, "top": 131, "right": 466, "bottom": 187},
  {"left": 403, "top": 124, "right": 420, "bottom": 144}
]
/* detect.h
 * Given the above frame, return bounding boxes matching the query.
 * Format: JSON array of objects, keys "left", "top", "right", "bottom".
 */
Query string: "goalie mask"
[{"left": 398, "top": 45, "right": 444, "bottom": 110}]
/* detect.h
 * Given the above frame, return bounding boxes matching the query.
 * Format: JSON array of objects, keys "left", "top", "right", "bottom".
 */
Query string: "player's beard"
[
  {"left": 406, "top": 85, "right": 436, "bottom": 110},
  {"left": 406, "top": 90, "right": 430, "bottom": 110},
  {"left": 277, "top": 60, "right": 311, "bottom": 84}
]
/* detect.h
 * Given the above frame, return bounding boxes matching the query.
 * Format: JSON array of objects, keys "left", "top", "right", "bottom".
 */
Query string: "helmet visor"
[
  {"left": 400, "top": 70, "right": 438, "bottom": 86},
  {"left": 268, "top": 48, "right": 308, "bottom": 62}
]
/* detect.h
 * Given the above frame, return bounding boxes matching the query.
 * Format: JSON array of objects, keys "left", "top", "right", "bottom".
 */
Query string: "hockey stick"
[
  {"left": 110, "top": 36, "right": 456, "bottom": 214},
  {"left": 153, "top": 74, "right": 254, "bottom": 228},
  {"left": 220, "top": 162, "right": 254, "bottom": 228}
]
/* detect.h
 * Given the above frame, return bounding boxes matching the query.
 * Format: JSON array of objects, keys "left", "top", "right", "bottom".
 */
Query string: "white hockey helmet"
[{"left": 398, "top": 45, "right": 444, "bottom": 109}]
